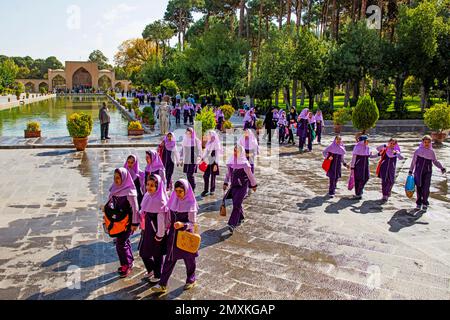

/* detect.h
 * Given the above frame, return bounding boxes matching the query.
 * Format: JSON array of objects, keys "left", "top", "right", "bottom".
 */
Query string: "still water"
[{"left": 0, "top": 96, "right": 128, "bottom": 137}]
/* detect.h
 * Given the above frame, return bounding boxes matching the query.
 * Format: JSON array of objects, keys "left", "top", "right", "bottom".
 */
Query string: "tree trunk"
[
  {"left": 332, "top": 0, "right": 337, "bottom": 39},
  {"left": 284, "top": 85, "right": 291, "bottom": 108},
  {"left": 275, "top": 90, "right": 279, "bottom": 107},
  {"left": 239, "top": 0, "right": 246, "bottom": 37},
  {"left": 361, "top": 0, "right": 368, "bottom": 20},
  {"left": 300, "top": 82, "right": 305, "bottom": 106},
  {"left": 353, "top": 80, "right": 360, "bottom": 102},
  {"left": 205, "top": 12, "right": 210, "bottom": 31},
  {"left": 344, "top": 80, "right": 351, "bottom": 107},
  {"left": 279, "top": 0, "right": 284, "bottom": 30},
  {"left": 296, "top": 0, "right": 302, "bottom": 30},
  {"left": 304, "top": 84, "right": 314, "bottom": 109},
  {"left": 292, "top": 80, "right": 298, "bottom": 108},
  {"left": 230, "top": 12, "right": 235, "bottom": 34},
  {"left": 329, "top": 87, "right": 335, "bottom": 107},
  {"left": 286, "top": 0, "right": 292, "bottom": 27},
  {"left": 394, "top": 74, "right": 406, "bottom": 113}
]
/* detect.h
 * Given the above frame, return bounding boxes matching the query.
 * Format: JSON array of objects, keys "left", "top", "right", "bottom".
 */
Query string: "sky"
[{"left": 0, "top": 0, "right": 181, "bottom": 64}]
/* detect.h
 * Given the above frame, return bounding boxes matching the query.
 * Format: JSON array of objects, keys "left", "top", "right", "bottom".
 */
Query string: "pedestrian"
[
  {"left": 287, "top": 107, "right": 297, "bottom": 145},
  {"left": 297, "top": 108, "right": 309, "bottom": 152},
  {"left": 376, "top": 139, "right": 404, "bottom": 202},
  {"left": 188, "top": 102, "right": 195, "bottom": 125},
  {"left": 104, "top": 168, "right": 140, "bottom": 278},
  {"left": 322, "top": 136, "right": 349, "bottom": 198},
  {"left": 151, "top": 179, "right": 199, "bottom": 295},
  {"left": 139, "top": 174, "right": 169, "bottom": 284},
  {"left": 215, "top": 107, "right": 225, "bottom": 132},
  {"left": 278, "top": 111, "right": 288, "bottom": 145},
  {"left": 315, "top": 110, "right": 324, "bottom": 145},
  {"left": 243, "top": 108, "right": 257, "bottom": 130},
  {"left": 160, "top": 132, "right": 180, "bottom": 192},
  {"left": 350, "top": 135, "right": 379, "bottom": 200},
  {"left": 409, "top": 135, "right": 446, "bottom": 212},
  {"left": 180, "top": 127, "right": 202, "bottom": 191},
  {"left": 145, "top": 150, "right": 166, "bottom": 189},
  {"left": 263, "top": 107, "right": 275, "bottom": 145},
  {"left": 99, "top": 102, "right": 111, "bottom": 140},
  {"left": 238, "top": 128, "right": 259, "bottom": 175},
  {"left": 183, "top": 102, "right": 190, "bottom": 125},
  {"left": 201, "top": 130, "right": 222, "bottom": 197},
  {"left": 223, "top": 144, "right": 257, "bottom": 234},
  {"left": 124, "top": 154, "right": 145, "bottom": 207},
  {"left": 306, "top": 112, "right": 316, "bottom": 152},
  {"left": 175, "top": 103, "right": 181, "bottom": 126}
]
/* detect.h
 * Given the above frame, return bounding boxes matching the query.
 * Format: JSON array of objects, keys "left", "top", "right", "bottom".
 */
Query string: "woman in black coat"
[{"left": 263, "top": 107, "right": 275, "bottom": 144}]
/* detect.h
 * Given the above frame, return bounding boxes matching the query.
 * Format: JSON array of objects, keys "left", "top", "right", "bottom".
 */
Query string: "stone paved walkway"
[{"left": 0, "top": 134, "right": 449, "bottom": 300}]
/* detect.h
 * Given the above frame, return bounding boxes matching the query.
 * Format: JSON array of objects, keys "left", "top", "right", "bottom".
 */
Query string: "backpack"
[{"left": 103, "top": 196, "right": 132, "bottom": 238}]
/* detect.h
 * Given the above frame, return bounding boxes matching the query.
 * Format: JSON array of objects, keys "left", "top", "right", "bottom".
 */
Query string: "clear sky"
[{"left": 0, "top": 0, "right": 173, "bottom": 64}]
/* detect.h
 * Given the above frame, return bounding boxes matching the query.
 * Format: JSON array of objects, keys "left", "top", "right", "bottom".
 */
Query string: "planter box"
[
  {"left": 334, "top": 124, "right": 343, "bottom": 134},
  {"left": 431, "top": 132, "right": 448, "bottom": 144},
  {"left": 128, "top": 129, "right": 144, "bottom": 136},
  {"left": 73, "top": 137, "right": 89, "bottom": 151},
  {"left": 24, "top": 130, "right": 41, "bottom": 138}
]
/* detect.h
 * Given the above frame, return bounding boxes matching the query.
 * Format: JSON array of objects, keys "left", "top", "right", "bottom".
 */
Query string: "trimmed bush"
[
  {"left": 333, "top": 108, "right": 352, "bottom": 125},
  {"left": 317, "top": 101, "right": 334, "bottom": 120},
  {"left": 67, "top": 112, "right": 93, "bottom": 138},
  {"left": 352, "top": 95, "right": 379, "bottom": 133},
  {"left": 128, "top": 121, "right": 143, "bottom": 130},
  {"left": 160, "top": 79, "right": 178, "bottom": 97},
  {"left": 256, "top": 119, "right": 264, "bottom": 129},
  {"left": 424, "top": 103, "right": 450, "bottom": 133},
  {"left": 223, "top": 120, "right": 233, "bottom": 130},
  {"left": 26, "top": 121, "right": 41, "bottom": 132},
  {"left": 370, "top": 87, "right": 393, "bottom": 114},
  {"left": 195, "top": 107, "right": 216, "bottom": 134},
  {"left": 120, "top": 97, "right": 127, "bottom": 106},
  {"left": 220, "top": 105, "right": 235, "bottom": 121}
]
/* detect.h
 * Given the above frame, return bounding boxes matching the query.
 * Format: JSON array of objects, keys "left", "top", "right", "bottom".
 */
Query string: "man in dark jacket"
[
  {"left": 99, "top": 102, "right": 111, "bottom": 140},
  {"left": 263, "top": 106, "right": 275, "bottom": 144}
]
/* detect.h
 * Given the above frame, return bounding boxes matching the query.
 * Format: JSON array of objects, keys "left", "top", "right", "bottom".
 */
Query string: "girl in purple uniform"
[
  {"left": 201, "top": 130, "right": 222, "bottom": 197},
  {"left": 160, "top": 132, "right": 180, "bottom": 191},
  {"left": 145, "top": 150, "right": 166, "bottom": 191},
  {"left": 124, "top": 154, "right": 145, "bottom": 207},
  {"left": 277, "top": 111, "right": 288, "bottom": 145},
  {"left": 297, "top": 108, "right": 309, "bottom": 152},
  {"left": 180, "top": 127, "right": 202, "bottom": 191},
  {"left": 322, "top": 136, "right": 349, "bottom": 198},
  {"left": 315, "top": 110, "right": 324, "bottom": 145},
  {"left": 409, "top": 136, "right": 446, "bottom": 211},
  {"left": 376, "top": 139, "right": 404, "bottom": 202}
]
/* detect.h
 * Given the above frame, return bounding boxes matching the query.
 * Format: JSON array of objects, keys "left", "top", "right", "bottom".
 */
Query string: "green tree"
[
  {"left": 142, "top": 20, "right": 176, "bottom": 56},
  {"left": 352, "top": 95, "right": 380, "bottom": 134},
  {"left": 0, "top": 59, "right": 19, "bottom": 93},
  {"left": 89, "top": 50, "right": 112, "bottom": 70}
]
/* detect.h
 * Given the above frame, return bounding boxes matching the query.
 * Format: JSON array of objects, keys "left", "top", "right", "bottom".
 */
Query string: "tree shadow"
[
  {"left": 387, "top": 209, "right": 428, "bottom": 233},
  {"left": 297, "top": 196, "right": 329, "bottom": 211},
  {"left": 36, "top": 150, "right": 78, "bottom": 157},
  {"left": 351, "top": 200, "right": 384, "bottom": 215},
  {"left": 324, "top": 197, "right": 360, "bottom": 214}
]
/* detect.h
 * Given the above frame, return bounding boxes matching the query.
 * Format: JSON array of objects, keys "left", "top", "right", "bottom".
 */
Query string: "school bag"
[
  {"left": 405, "top": 175, "right": 415, "bottom": 199},
  {"left": 102, "top": 197, "right": 132, "bottom": 238},
  {"left": 177, "top": 224, "right": 201, "bottom": 254},
  {"left": 348, "top": 170, "right": 355, "bottom": 191}
]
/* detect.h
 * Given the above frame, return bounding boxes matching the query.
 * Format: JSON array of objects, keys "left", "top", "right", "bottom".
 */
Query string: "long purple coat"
[
  {"left": 414, "top": 156, "right": 433, "bottom": 188},
  {"left": 297, "top": 118, "right": 308, "bottom": 138},
  {"left": 354, "top": 155, "right": 370, "bottom": 184},
  {"left": 166, "top": 211, "right": 199, "bottom": 261},
  {"left": 378, "top": 155, "right": 398, "bottom": 184},
  {"left": 326, "top": 153, "right": 344, "bottom": 181}
]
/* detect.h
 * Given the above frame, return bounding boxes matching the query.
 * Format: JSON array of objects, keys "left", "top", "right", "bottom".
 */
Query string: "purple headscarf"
[
  {"left": 307, "top": 112, "right": 316, "bottom": 124},
  {"left": 299, "top": 108, "right": 310, "bottom": 120},
  {"left": 278, "top": 111, "right": 288, "bottom": 126},
  {"left": 141, "top": 174, "right": 169, "bottom": 214},
  {"left": 167, "top": 179, "right": 199, "bottom": 212},
  {"left": 323, "top": 137, "right": 346, "bottom": 157},
  {"left": 164, "top": 132, "right": 177, "bottom": 152},
  {"left": 182, "top": 127, "right": 202, "bottom": 150},
  {"left": 353, "top": 139, "right": 371, "bottom": 156},
  {"left": 145, "top": 150, "right": 165, "bottom": 173},
  {"left": 109, "top": 168, "right": 137, "bottom": 198},
  {"left": 273, "top": 110, "right": 279, "bottom": 120},
  {"left": 215, "top": 108, "right": 224, "bottom": 119},
  {"left": 238, "top": 129, "right": 259, "bottom": 154},
  {"left": 379, "top": 142, "right": 401, "bottom": 158},
  {"left": 123, "top": 154, "right": 142, "bottom": 181},
  {"left": 414, "top": 141, "right": 438, "bottom": 161},
  {"left": 243, "top": 108, "right": 255, "bottom": 123},
  {"left": 315, "top": 111, "right": 324, "bottom": 122},
  {"left": 227, "top": 144, "right": 251, "bottom": 169},
  {"left": 204, "top": 130, "right": 223, "bottom": 160}
]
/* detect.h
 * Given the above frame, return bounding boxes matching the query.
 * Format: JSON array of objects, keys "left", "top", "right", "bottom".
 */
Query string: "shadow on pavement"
[
  {"left": 351, "top": 200, "right": 384, "bottom": 215},
  {"left": 297, "top": 196, "right": 329, "bottom": 211},
  {"left": 387, "top": 209, "right": 428, "bottom": 232},
  {"left": 324, "top": 197, "right": 360, "bottom": 214}
]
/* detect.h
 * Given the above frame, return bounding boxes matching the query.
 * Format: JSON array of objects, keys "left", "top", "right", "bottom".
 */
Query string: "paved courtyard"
[{"left": 0, "top": 133, "right": 449, "bottom": 300}]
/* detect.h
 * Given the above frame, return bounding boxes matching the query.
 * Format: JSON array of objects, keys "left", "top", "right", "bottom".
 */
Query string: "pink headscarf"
[
  {"left": 278, "top": 111, "right": 288, "bottom": 126},
  {"left": 238, "top": 129, "right": 259, "bottom": 154},
  {"left": 307, "top": 112, "right": 316, "bottom": 124},
  {"left": 315, "top": 111, "right": 324, "bottom": 122},
  {"left": 415, "top": 141, "right": 437, "bottom": 161},
  {"left": 215, "top": 108, "right": 224, "bottom": 119},
  {"left": 243, "top": 108, "right": 255, "bottom": 123},
  {"left": 167, "top": 179, "right": 199, "bottom": 212},
  {"left": 204, "top": 130, "right": 223, "bottom": 161},
  {"left": 227, "top": 144, "right": 251, "bottom": 169},
  {"left": 384, "top": 142, "right": 401, "bottom": 158},
  {"left": 323, "top": 137, "right": 346, "bottom": 157},
  {"left": 182, "top": 127, "right": 202, "bottom": 150},
  {"left": 145, "top": 150, "right": 165, "bottom": 173},
  {"left": 109, "top": 168, "right": 137, "bottom": 198},
  {"left": 299, "top": 108, "right": 309, "bottom": 120},
  {"left": 123, "top": 154, "right": 143, "bottom": 181},
  {"left": 353, "top": 141, "right": 371, "bottom": 156},
  {"left": 140, "top": 174, "right": 169, "bottom": 214},
  {"left": 163, "top": 132, "right": 177, "bottom": 152}
]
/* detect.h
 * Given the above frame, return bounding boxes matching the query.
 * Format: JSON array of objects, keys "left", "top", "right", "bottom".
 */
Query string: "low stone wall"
[
  {"left": 106, "top": 94, "right": 152, "bottom": 134},
  {"left": 0, "top": 94, "right": 57, "bottom": 111}
]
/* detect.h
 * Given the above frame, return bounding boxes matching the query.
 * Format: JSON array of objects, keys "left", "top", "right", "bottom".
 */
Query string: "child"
[
  {"left": 152, "top": 179, "right": 199, "bottom": 294},
  {"left": 188, "top": 102, "right": 195, "bottom": 125},
  {"left": 223, "top": 144, "right": 258, "bottom": 234},
  {"left": 376, "top": 138, "right": 404, "bottom": 202},
  {"left": 215, "top": 107, "right": 225, "bottom": 132},
  {"left": 409, "top": 135, "right": 446, "bottom": 211},
  {"left": 243, "top": 108, "right": 257, "bottom": 130},
  {"left": 278, "top": 111, "right": 288, "bottom": 145},
  {"left": 145, "top": 150, "right": 166, "bottom": 190},
  {"left": 139, "top": 174, "right": 169, "bottom": 284},
  {"left": 287, "top": 107, "right": 297, "bottom": 145},
  {"left": 124, "top": 154, "right": 145, "bottom": 206},
  {"left": 183, "top": 103, "right": 190, "bottom": 125},
  {"left": 105, "top": 168, "right": 140, "bottom": 278},
  {"left": 175, "top": 103, "right": 181, "bottom": 126},
  {"left": 180, "top": 127, "right": 202, "bottom": 191},
  {"left": 351, "top": 135, "right": 379, "bottom": 200},
  {"left": 297, "top": 108, "right": 309, "bottom": 152},
  {"left": 238, "top": 128, "right": 259, "bottom": 174},
  {"left": 201, "top": 130, "right": 222, "bottom": 197},
  {"left": 322, "top": 136, "right": 349, "bottom": 198},
  {"left": 160, "top": 132, "right": 180, "bottom": 191},
  {"left": 315, "top": 110, "right": 324, "bottom": 145},
  {"left": 306, "top": 112, "right": 316, "bottom": 152}
]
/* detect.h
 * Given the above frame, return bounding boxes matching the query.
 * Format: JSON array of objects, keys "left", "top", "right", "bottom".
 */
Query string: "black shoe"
[
  {"left": 201, "top": 191, "right": 209, "bottom": 197},
  {"left": 209, "top": 191, "right": 215, "bottom": 196},
  {"left": 228, "top": 225, "right": 235, "bottom": 234},
  {"left": 106, "top": 137, "right": 111, "bottom": 140}
]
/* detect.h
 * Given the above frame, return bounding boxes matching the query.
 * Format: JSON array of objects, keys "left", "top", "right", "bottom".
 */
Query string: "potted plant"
[
  {"left": 142, "top": 107, "right": 154, "bottom": 125},
  {"left": 126, "top": 102, "right": 133, "bottom": 112},
  {"left": 256, "top": 119, "right": 264, "bottom": 136},
  {"left": 223, "top": 120, "right": 233, "bottom": 131},
  {"left": 220, "top": 104, "right": 236, "bottom": 122},
  {"left": 67, "top": 112, "right": 93, "bottom": 151},
  {"left": 148, "top": 117, "right": 156, "bottom": 130},
  {"left": 424, "top": 103, "right": 450, "bottom": 143},
  {"left": 132, "top": 98, "right": 139, "bottom": 108},
  {"left": 24, "top": 121, "right": 41, "bottom": 138},
  {"left": 195, "top": 107, "right": 217, "bottom": 147},
  {"left": 333, "top": 108, "right": 352, "bottom": 134},
  {"left": 352, "top": 95, "right": 380, "bottom": 136},
  {"left": 128, "top": 121, "right": 144, "bottom": 136},
  {"left": 120, "top": 97, "right": 127, "bottom": 106}
]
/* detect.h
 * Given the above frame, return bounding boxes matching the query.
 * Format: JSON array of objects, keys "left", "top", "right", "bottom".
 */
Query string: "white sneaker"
[{"left": 149, "top": 276, "right": 160, "bottom": 283}]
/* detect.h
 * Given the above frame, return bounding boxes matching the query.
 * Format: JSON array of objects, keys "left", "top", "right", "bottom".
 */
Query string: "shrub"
[
  {"left": 256, "top": 119, "right": 264, "bottom": 129},
  {"left": 317, "top": 101, "right": 334, "bottom": 120},
  {"left": 195, "top": 107, "right": 216, "bottom": 134},
  {"left": 370, "top": 87, "right": 393, "bottom": 114},
  {"left": 67, "top": 112, "right": 93, "bottom": 138},
  {"left": 26, "top": 121, "right": 41, "bottom": 132},
  {"left": 135, "top": 109, "right": 143, "bottom": 118},
  {"left": 40, "top": 87, "right": 47, "bottom": 95},
  {"left": 120, "top": 97, "right": 127, "bottom": 106},
  {"left": 333, "top": 108, "right": 352, "bottom": 125},
  {"left": 424, "top": 103, "right": 450, "bottom": 133},
  {"left": 352, "top": 95, "right": 379, "bottom": 133},
  {"left": 128, "top": 121, "right": 143, "bottom": 130},
  {"left": 126, "top": 102, "right": 133, "bottom": 112},
  {"left": 109, "top": 92, "right": 116, "bottom": 100},
  {"left": 160, "top": 79, "right": 178, "bottom": 97},
  {"left": 220, "top": 105, "right": 235, "bottom": 121},
  {"left": 132, "top": 98, "right": 139, "bottom": 107},
  {"left": 223, "top": 120, "right": 233, "bottom": 130}
]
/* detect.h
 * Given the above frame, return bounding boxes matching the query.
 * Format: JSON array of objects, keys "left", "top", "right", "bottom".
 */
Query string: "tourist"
[
  {"left": 278, "top": 111, "right": 288, "bottom": 145},
  {"left": 322, "top": 136, "right": 349, "bottom": 198},
  {"left": 145, "top": 150, "right": 166, "bottom": 189},
  {"left": 139, "top": 174, "right": 169, "bottom": 284},
  {"left": 160, "top": 132, "right": 180, "bottom": 192},
  {"left": 99, "top": 102, "right": 111, "bottom": 140},
  {"left": 223, "top": 144, "right": 257, "bottom": 234},
  {"left": 376, "top": 139, "right": 404, "bottom": 202},
  {"left": 315, "top": 110, "right": 324, "bottom": 145},
  {"left": 297, "top": 108, "right": 309, "bottom": 152},
  {"left": 409, "top": 135, "right": 446, "bottom": 211},
  {"left": 180, "top": 127, "right": 202, "bottom": 191},
  {"left": 306, "top": 112, "right": 316, "bottom": 152},
  {"left": 238, "top": 128, "right": 259, "bottom": 175},
  {"left": 124, "top": 154, "right": 145, "bottom": 207},
  {"left": 105, "top": 168, "right": 140, "bottom": 278},
  {"left": 183, "top": 102, "right": 190, "bottom": 125},
  {"left": 158, "top": 96, "right": 171, "bottom": 135},
  {"left": 215, "top": 107, "right": 225, "bottom": 132},
  {"left": 201, "top": 130, "right": 222, "bottom": 197},
  {"left": 243, "top": 108, "right": 257, "bottom": 130},
  {"left": 287, "top": 107, "right": 298, "bottom": 145},
  {"left": 151, "top": 179, "right": 199, "bottom": 295},
  {"left": 350, "top": 135, "right": 379, "bottom": 200},
  {"left": 263, "top": 107, "right": 275, "bottom": 145},
  {"left": 188, "top": 102, "right": 195, "bottom": 125}
]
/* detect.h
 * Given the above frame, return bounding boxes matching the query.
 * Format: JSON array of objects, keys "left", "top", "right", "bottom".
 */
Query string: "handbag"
[
  {"left": 405, "top": 175, "right": 415, "bottom": 199},
  {"left": 376, "top": 149, "right": 386, "bottom": 177},
  {"left": 176, "top": 224, "right": 201, "bottom": 254},
  {"left": 199, "top": 161, "right": 208, "bottom": 173},
  {"left": 322, "top": 158, "right": 332, "bottom": 173},
  {"left": 348, "top": 170, "right": 355, "bottom": 191}
]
